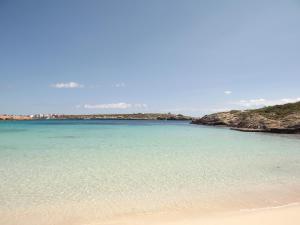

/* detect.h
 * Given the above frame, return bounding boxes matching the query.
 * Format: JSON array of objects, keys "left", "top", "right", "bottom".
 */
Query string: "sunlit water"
[{"left": 0, "top": 120, "right": 300, "bottom": 225}]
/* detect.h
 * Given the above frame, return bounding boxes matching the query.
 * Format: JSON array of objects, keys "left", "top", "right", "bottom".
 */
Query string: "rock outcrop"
[{"left": 192, "top": 102, "right": 300, "bottom": 134}]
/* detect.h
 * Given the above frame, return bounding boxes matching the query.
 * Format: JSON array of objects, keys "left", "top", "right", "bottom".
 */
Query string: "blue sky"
[{"left": 0, "top": 0, "right": 300, "bottom": 116}]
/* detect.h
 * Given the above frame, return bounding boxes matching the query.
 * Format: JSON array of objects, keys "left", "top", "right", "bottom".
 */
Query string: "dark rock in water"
[{"left": 191, "top": 102, "right": 300, "bottom": 134}]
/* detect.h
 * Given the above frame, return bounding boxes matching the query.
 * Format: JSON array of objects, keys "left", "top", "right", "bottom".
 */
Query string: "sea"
[{"left": 0, "top": 120, "right": 300, "bottom": 225}]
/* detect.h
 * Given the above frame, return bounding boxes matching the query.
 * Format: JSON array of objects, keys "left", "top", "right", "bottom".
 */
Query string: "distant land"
[
  {"left": 0, "top": 113, "right": 193, "bottom": 121},
  {"left": 2, "top": 102, "right": 300, "bottom": 134},
  {"left": 192, "top": 101, "right": 300, "bottom": 134}
]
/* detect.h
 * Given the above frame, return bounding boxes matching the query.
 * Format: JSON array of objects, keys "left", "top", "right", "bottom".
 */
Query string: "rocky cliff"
[{"left": 191, "top": 102, "right": 300, "bottom": 134}]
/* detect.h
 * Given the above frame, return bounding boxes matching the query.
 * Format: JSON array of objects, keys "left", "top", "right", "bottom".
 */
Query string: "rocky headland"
[{"left": 191, "top": 101, "right": 300, "bottom": 134}]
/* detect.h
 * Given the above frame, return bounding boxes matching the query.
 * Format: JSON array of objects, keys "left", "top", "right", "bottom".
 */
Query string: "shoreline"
[
  {"left": 2, "top": 200, "right": 299, "bottom": 225},
  {"left": 1, "top": 185, "right": 299, "bottom": 225},
  {"left": 92, "top": 203, "right": 300, "bottom": 225}
]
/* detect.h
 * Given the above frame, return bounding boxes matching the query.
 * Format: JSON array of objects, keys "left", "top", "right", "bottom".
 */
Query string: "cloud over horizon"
[
  {"left": 82, "top": 102, "right": 148, "bottom": 110},
  {"left": 114, "top": 82, "right": 126, "bottom": 88},
  {"left": 233, "top": 97, "right": 300, "bottom": 108},
  {"left": 51, "top": 82, "right": 84, "bottom": 89}
]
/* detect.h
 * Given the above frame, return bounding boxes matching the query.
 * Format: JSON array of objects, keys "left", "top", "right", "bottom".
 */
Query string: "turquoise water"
[{"left": 0, "top": 120, "right": 300, "bottom": 224}]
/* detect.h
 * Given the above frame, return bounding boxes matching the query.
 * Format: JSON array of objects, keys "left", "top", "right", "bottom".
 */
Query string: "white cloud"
[
  {"left": 133, "top": 103, "right": 148, "bottom": 108},
  {"left": 224, "top": 90, "right": 232, "bottom": 95},
  {"left": 162, "top": 107, "right": 232, "bottom": 114},
  {"left": 114, "top": 82, "right": 126, "bottom": 88},
  {"left": 209, "top": 108, "right": 232, "bottom": 112},
  {"left": 234, "top": 97, "right": 300, "bottom": 107},
  {"left": 83, "top": 102, "right": 147, "bottom": 110},
  {"left": 84, "top": 103, "right": 131, "bottom": 109},
  {"left": 51, "top": 82, "right": 84, "bottom": 89},
  {"left": 87, "top": 84, "right": 102, "bottom": 89}
]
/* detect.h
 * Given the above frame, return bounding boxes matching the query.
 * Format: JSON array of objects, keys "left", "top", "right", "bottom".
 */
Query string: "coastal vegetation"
[{"left": 250, "top": 101, "right": 300, "bottom": 119}]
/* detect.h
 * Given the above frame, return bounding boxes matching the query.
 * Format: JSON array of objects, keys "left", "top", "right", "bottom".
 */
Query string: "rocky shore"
[{"left": 192, "top": 102, "right": 300, "bottom": 134}]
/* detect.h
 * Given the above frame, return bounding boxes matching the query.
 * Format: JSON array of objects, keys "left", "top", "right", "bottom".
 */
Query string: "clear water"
[{"left": 0, "top": 120, "right": 300, "bottom": 225}]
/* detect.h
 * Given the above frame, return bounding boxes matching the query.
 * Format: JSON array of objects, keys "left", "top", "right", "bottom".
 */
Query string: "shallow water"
[{"left": 0, "top": 120, "right": 300, "bottom": 225}]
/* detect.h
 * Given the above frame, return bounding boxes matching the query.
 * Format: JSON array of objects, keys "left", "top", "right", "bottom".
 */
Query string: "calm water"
[{"left": 0, "top": 120, "right": 300, "bottom": 225}]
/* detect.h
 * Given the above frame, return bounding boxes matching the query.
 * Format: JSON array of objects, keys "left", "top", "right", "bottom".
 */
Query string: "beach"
[{"left": 101, "top": 204, "right": 300, "bottom": 225}]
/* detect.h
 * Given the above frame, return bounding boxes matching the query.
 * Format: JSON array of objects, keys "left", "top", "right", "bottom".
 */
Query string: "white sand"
[{"left": 96, "top": 204, "right": 300, "bottom": 225}]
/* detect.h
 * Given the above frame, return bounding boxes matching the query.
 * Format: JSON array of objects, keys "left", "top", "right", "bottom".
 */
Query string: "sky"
[{"left": 0, "top": 0, "right": 300, "bottom": 116}]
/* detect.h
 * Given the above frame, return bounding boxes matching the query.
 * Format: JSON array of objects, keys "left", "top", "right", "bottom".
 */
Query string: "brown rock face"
[
  {"left": 192, "top": 102, "right": 300, "bottom": 134},
  {"left": 192, "top": 112, "right": 238, "bottom": 126}
]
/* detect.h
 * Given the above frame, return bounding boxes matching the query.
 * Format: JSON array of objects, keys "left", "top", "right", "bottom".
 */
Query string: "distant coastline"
[
  {"left": 3, "top": 102, "right": 300, "bottom": 134},
  {"left": 0, "top": 113, "right": 193, "bottom": 121}
]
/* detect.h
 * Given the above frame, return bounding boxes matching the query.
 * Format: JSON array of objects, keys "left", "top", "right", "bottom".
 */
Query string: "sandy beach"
[{"left": 98, "top": 204, "right": 300, "bottom": 225}]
